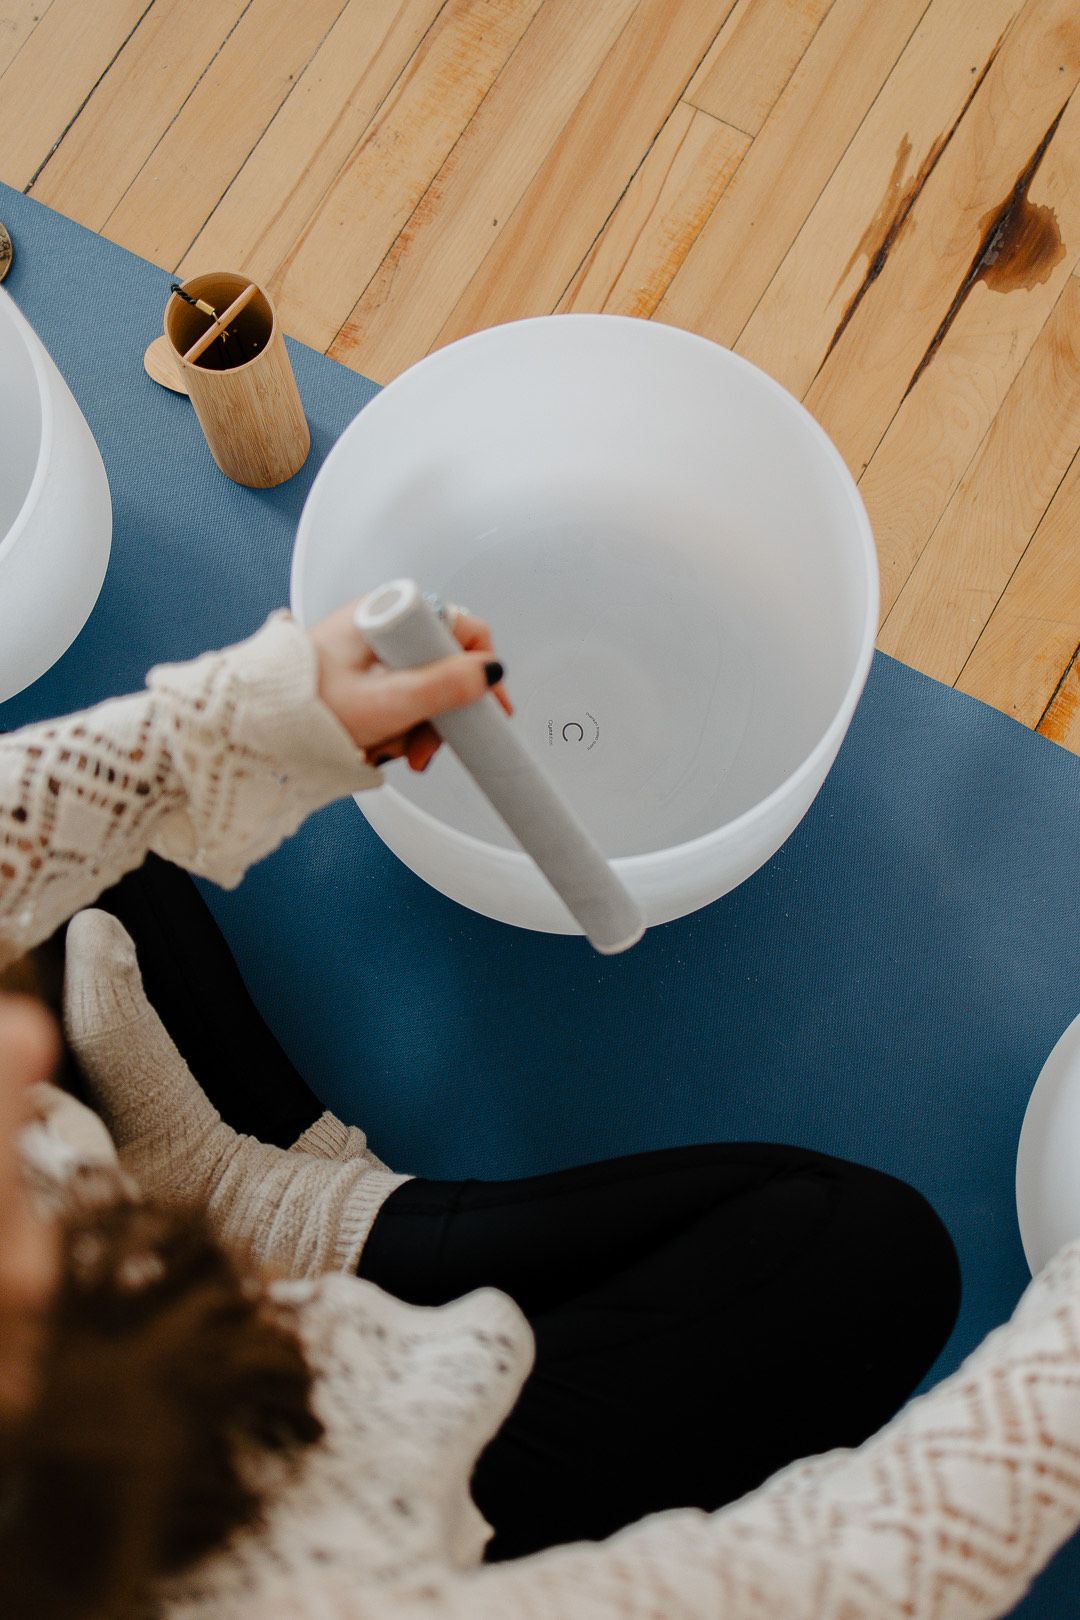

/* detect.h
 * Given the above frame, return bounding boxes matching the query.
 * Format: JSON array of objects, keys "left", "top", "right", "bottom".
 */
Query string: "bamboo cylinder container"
[{"left": 164, "top": 272, "right": 310, "bottom": 488}]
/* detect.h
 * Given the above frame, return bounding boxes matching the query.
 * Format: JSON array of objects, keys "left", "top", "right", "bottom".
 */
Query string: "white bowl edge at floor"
[
  {"left": 1016, "top": 1010, "right": 1080, "bottom": 1275},
  {"left": 0, "top": 285, "right": 112, "bottom": 704}
]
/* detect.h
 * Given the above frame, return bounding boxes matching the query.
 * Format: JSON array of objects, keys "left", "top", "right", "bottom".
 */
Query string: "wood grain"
[
  {"left": 876, "top": 277, "right": 1080, "bottom": 685},
  {"left": 1032, "top": 457, "right": 1080, "bottom": 748},
  {"left": 174, "top": 0, "right": 446, "bottom": 288},
  {"left": 255, "top": 0, "right": 548, "bottom": 356},
  {"left": 558, "top": 105, "right": 749, "bottom": 318},
  {"left": 165, "top": 272, "right": 310, "bottom": 488},
  {"left": 1038, "top": 654, "right": 1080, "bottom": 751},
  {"left": 802, "top": 0, "right": 1080, "bottom": 478},
  {"left": 29, "top": 0, "right": 248, "bottom": 228},
  {"left": 735, "top": 0, "right": 1023, "bottom": 399},
  {"left": 960, "top": 445, "right": 1080, "bottom": 730},
  {"left": 103, "top": 0, "right": 349, "bottom": 269},
  {"left": 655, "top": 0, "right": 931, "bottom": 349},
  {"left": 429, "top": 0, "right": 734, "bottom": 357},
  {"left": 861, "top": 81, "right": 1080, "bottom": 623},
  {"left": 0, "top": 0, "right": 150, "bottom": 188},
  {"left": 683, "top": 0, "right": 834, "bottom": 136},
  {"left": 328, "top": 0, "right": 635, "bottom": 381},
  {"left": 2, "top": 0, "right": 1080, "bottom": 751},
  {"left": 0, "top": 0, "right": 55, "bottom": 79}
]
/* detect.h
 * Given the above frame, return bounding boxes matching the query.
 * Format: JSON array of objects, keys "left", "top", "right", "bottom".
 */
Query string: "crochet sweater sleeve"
[
  {"left": 250, "top": 1237, "right": 1080, "bottom": 1620},
  {"left": 0, "top": 612, "right": 380, "bottom": 970}
]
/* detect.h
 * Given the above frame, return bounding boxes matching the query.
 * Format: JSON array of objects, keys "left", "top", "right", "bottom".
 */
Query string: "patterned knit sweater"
[{"left": 4, "top": 614, "right": 1080, "bottom": 1620}]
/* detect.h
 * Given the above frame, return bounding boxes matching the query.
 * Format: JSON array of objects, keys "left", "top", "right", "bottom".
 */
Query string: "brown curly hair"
[{"left": 0, "top": 1199, "right": 323, "bottom": 1620}]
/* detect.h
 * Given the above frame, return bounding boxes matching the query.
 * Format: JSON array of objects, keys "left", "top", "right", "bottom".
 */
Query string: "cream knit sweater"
[{"left": 4, "top": 613, "right": 1080, "bottom": 1619}]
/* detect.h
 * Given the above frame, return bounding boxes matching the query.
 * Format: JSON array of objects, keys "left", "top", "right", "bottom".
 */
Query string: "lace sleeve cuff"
[{"left": 146, "top": 611, "right": 381, "bottom": 886}]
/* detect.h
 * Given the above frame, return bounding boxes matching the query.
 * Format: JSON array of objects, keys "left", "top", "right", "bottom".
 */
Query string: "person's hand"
[
  {"left": 309, "top": 597, "right": 513, "bottom": 772},
  {"left": 0, "top": 992, "right": 61, "bottom": 1417}
]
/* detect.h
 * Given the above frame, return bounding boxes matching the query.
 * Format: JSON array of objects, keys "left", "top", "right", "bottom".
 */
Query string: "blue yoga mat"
[{"left": 1, "top": 183, "right": 1077, "bottom": 1615}]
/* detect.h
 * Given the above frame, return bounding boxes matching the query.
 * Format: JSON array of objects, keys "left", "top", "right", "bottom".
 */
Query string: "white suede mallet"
[{"left": 354, "top": 580, "right": 645, "bottom": 955}]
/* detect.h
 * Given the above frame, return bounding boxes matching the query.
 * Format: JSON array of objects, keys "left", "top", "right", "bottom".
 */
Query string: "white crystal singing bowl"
[
  {"left": 1016, "top": 1012, "right": 1080, "bottom": 1275},
  {"left": 0, "top": 285, "right": 112, "bottom": 703},
  {"left": 292, "top": 315, "right": 879, "bottom": 934}
]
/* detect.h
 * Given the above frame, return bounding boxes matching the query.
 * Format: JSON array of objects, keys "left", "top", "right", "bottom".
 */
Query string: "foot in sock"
[
  {"left": 63, "top": 909, "right": 410, "bottom": 1277},
  {"left": 290, "top": 1109, "right": 395, "bottom": 1173}
]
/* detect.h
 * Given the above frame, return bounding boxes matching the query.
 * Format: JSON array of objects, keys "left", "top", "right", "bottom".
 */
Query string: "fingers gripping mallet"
[{"left": 354, "top": 581, "right": 645, "bottom": 955}]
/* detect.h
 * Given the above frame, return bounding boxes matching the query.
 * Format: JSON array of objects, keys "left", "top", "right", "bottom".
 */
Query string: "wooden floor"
[{"left": 2, "top": 0, "right": 1078, "bottom": 748}]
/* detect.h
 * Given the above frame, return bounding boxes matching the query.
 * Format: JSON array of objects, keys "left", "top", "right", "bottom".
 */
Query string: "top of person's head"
[{"left": 0, "top": 1199, "right": 322, "bottom": 1620}]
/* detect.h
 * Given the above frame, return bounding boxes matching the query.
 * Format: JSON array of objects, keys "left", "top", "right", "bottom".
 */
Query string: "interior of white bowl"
[
  {"left": 294, "top": 316, "right": 876, "bottom": 860},
  {"left": 0, "top": 301, "right": 44, "bottom": 557}
]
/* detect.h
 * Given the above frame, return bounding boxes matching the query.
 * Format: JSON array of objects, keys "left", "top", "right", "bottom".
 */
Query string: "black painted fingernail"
[
  {"left": 485, "top": 661, "right": 504, "bottom": 687},
  {"left": 374, "top": 753, "right": 392, "bottom": 766}
]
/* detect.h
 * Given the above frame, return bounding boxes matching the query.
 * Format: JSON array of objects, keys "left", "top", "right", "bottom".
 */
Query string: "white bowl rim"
[
  {"left": 0, "top": 287, "right": 54, "bottom": 572},
  {"left": 292, "top": 312, "right": 880, "bottom": 871}
]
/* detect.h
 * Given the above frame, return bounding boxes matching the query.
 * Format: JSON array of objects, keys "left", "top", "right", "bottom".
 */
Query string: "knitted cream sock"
[{"left": 63, "top": 909, "right": 411, "bottom": 1278}]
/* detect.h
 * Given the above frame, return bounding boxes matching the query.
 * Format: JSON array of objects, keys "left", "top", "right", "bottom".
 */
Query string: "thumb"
[{"left": 366, "top": 653, "right": 503, "bottom": 739}]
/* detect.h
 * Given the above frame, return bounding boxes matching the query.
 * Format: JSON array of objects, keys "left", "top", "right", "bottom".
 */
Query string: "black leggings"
[{"left": 88, "top": 855, "right": 961, "bottom": 1562}]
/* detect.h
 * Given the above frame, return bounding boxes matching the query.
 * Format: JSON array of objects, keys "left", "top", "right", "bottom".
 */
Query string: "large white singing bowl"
[
  {"left": 292, "top": 316, "right": 879, "bottom": 934},
  {"left": 0, "top": 285, "right": 111, "bottom": 703},
  {"left": 1016, "top": 1013, "right": 1080, "bottom": 1276}
]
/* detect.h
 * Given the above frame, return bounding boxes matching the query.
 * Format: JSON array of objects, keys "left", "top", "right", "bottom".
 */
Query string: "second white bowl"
[{"left": 0, "top": 286, "right": 111, "bottom": 704}]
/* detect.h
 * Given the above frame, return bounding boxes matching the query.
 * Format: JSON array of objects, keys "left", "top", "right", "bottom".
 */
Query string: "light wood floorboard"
[{"left": 1, "top": 0, "right": 1077, "bottom": 755}]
